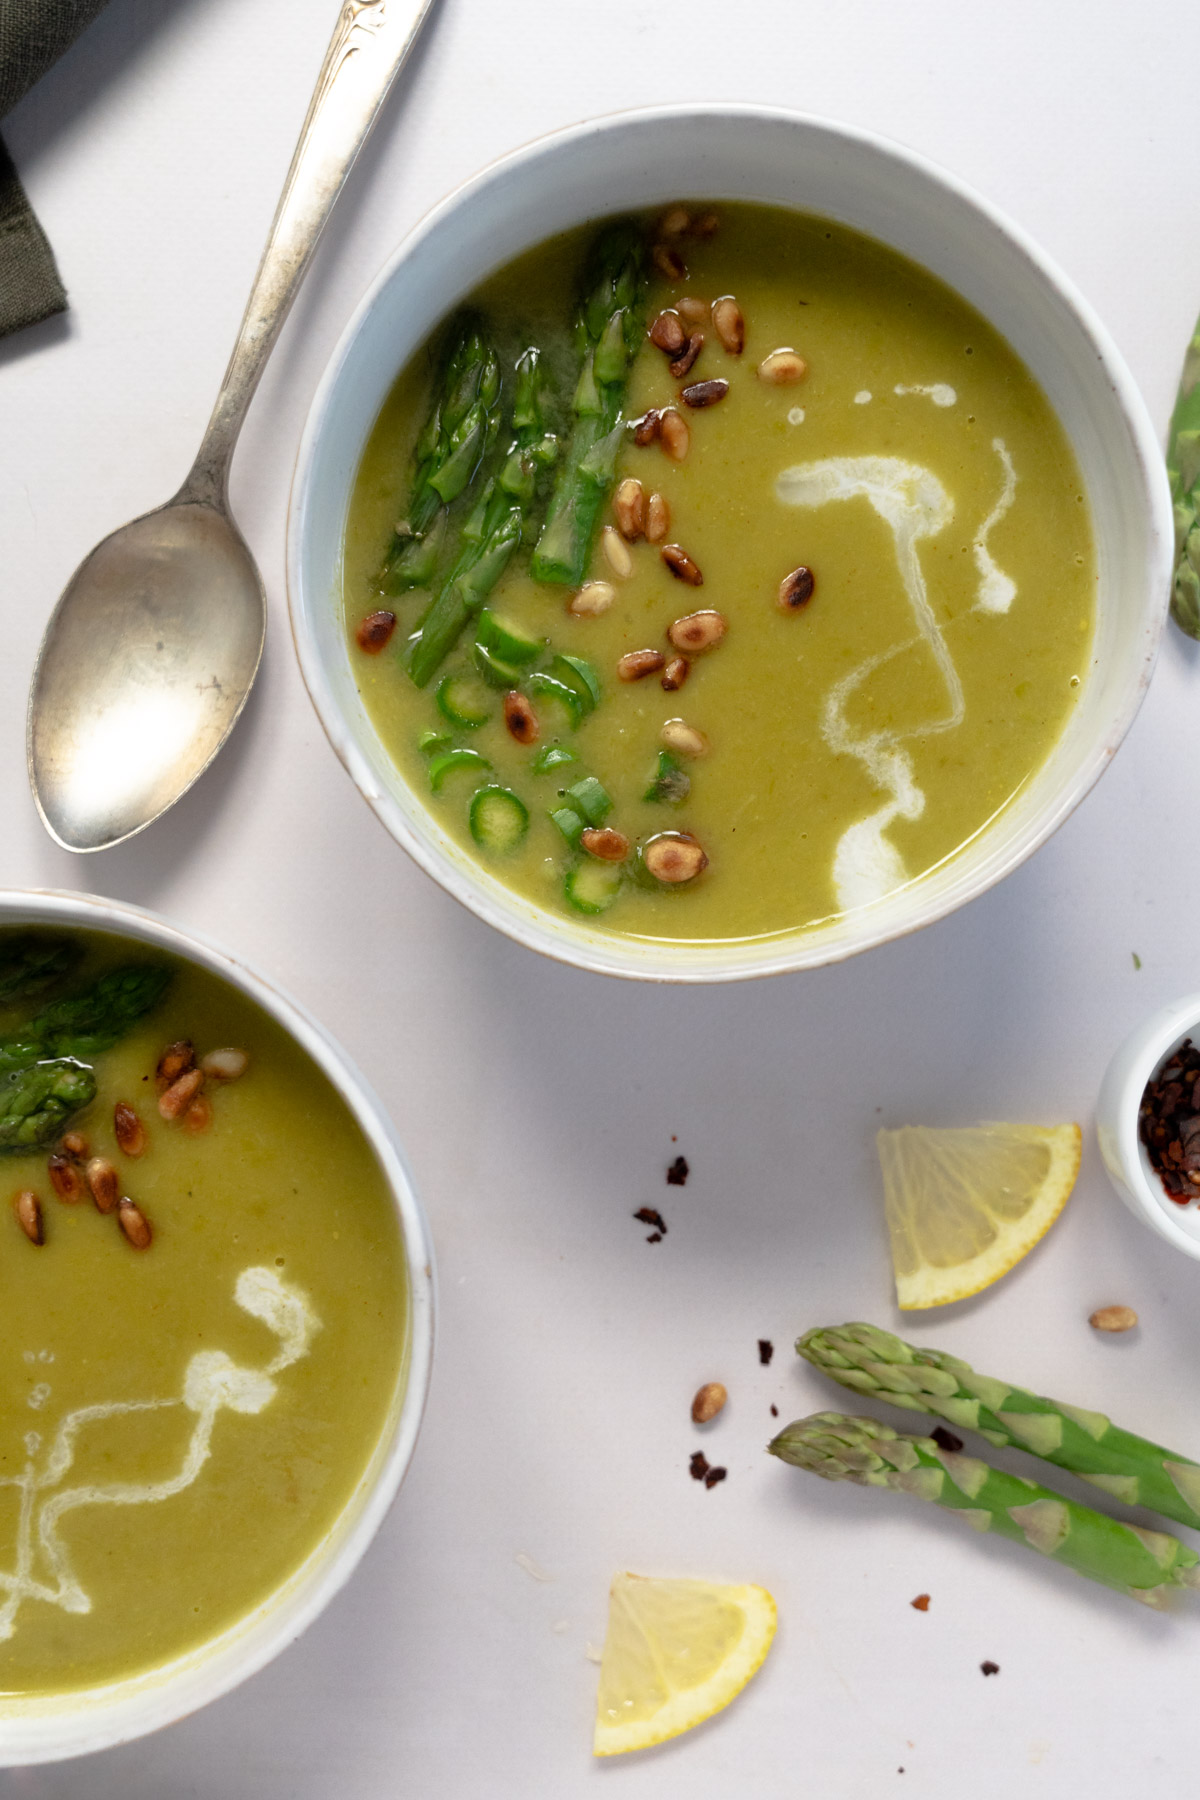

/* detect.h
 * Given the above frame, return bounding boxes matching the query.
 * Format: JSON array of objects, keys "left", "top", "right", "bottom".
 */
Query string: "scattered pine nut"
[
  {"left": 669, "top": 334, "right": 704, "bottom": 380},
  {"left": 580, "top": 827, "right": 630, "bottom": 862},
  {"left": 60, "top": 1131, "right": 89, "bottom": 1159},
  {"left": 47, "top": 1155, "right": 84, "bottom": 1203},
  {"left": 117, "top": 1198, "right": 152, "bottom": 1250},
  {"left": 758, "top": 348, "right": 807, "bottom": 385},
  {"left": 643, "top": 832, "right": 708, "bottom": 884},
  {"left": 778, "top": 565, "right": 816, "bottom": 612},
  {"left": 649, "top": 310, "right": 686, "bottom": 355},
  {"left": 569, "top": 580, "right": 616, "bottom": 617},
  {"left": 645, "top": 492, "right": 670, "bottom": 543},
  {"left": 681, "top": 378, "right": 728, "bottom": 409},
  {"left": 114, "top": 1102, "right": 146, "bottom": 1158},
  {"left": 660, "top": 656, "right": 689, "bottom": 692},
  {"left": 659, "top": 409, "right": 690, "bottom": 462},
  {"left": 652, "top": 242, "right": 687, "bottom": 283},
  {"left": 183, "top": 1095, "right": 213, "bottom": 1136},
  {"left": 14, "top": 1190, "right": 43, "bottom": 1245},
  {"left": 661, "top": 544, "right": 704, "bottom": 586},
  {"left": 711, "top": 296, "right": 745, "bottom": 355},
  {"left": 157, "top": 1040, "right": 195, "bottom": 1085},
  {"left": 613, "top": 478, "right": 647, "bottom": 541},
  {"left": 618, "top": 649, "right": 666, "bottom": 682},
  {"left": 677, "top": 296, "right": 708, "bottom": 326},
  {"left": 668, "top": 609, "right": 727, "bottom": 652},
  {"left": 601, "top": 525, "right": 633, "bottom": 579},
  {"left": 658, "top": 205, "right": 690, "bottom": 239},
  {"left": 86, "top": 1156, "right": 120, "bottom": 1215},
  {"left": 355, "top": 610, "right": 397, "bottom": 654},
  {"left": 503, "top": 690, "right": 539, "bottom": 746},
  {"left": 691, "top": 210, "right": 719, "bottom": 239},
  {"left": 200, "top": 1047, "right": 249, "bottom": 1081},
  {"left": 691, "top": 1381, "right": 727, "bottom": 1424},
  {"left": 661, "top": 718, "right": 709, "bottom": 758},
  {"left": 158, "top": 1068, "right": 204, "bottom": 1121},
  {"left": 1089, "top": 1305, "right": 1138, "bottom": 1333},
  {"left": 633, "top": 409, "right": 663, "bottom": 447}
]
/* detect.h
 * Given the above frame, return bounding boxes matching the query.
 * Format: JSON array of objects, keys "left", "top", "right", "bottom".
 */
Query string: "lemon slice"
[
  {"left": 593, "top": 1572, "right": 776, "bottom": 1757},
  {"left": 877, "top": 1121, "right": 1081, "bottom": 1310}
]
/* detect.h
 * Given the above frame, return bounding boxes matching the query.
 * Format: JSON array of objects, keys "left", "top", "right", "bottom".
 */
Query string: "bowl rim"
[
  {"left": 286, "top": 100, "right": 1172, "bottom": 984},
  {"left": 0, "top": 887, "right": 435, "bottom": 1763}
]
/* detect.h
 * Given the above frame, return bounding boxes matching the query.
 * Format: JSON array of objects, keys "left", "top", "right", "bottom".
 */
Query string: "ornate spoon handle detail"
[{"left": 184, "top": 0, "right": 438, "bottom": 506}]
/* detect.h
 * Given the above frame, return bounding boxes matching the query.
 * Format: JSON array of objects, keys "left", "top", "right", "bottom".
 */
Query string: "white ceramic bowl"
[
  {"left": 1097, "top": 994, "right": 1200, "bottom": 1261},
  {"left": 288, "top": 104, "right": 1172, "bottom": 983},
  {"left": 0, "top": 890, "right": 434, "bottom": 1764}
]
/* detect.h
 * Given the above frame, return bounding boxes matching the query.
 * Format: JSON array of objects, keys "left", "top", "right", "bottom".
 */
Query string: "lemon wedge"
[
  {"left": 593, "top": 1572, "right": 776, "bottom": 1757},
  {"left": 877, "top": 1121, "right": 1081, "bottom": 1310}
]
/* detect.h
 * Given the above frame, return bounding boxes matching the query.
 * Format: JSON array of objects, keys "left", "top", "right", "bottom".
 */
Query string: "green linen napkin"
[{"left": 0, "top": 0, "right": 113, "bottom": 337}]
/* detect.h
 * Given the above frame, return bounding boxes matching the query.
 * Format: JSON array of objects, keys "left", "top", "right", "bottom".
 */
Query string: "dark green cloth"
[{"left": 0, "top": 0, "right": 113, "bottom": 337}]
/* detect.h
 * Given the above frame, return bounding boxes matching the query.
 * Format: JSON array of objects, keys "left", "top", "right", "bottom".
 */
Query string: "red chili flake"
[
  {"left": 634, "top": 1207, "right": 667, "bottom": 1238},
  {"left": 980, "top": 1661, "right": 1000, "bottom": 1676},
  {"left": 758, "top": 1339, "right": 774, "bottom": 1366},
  {"left": 689, "top": 1451, "right": 710, "bottom": 1481},
  {"left": 704, "top": 1466, "right": 727, "bottom": 1489},
  {"left": 666, "top": 1156, "right": 688, "bottom": 1186},
  {"left": 931, "top": 1425, "right": 964, "bottom": 1454},
  {"left": 910, "top": 1594, "right": 931, "bottom": 1612},
  {"left": 1140, "top": 1038, "right": 1200, "bottom": 1204},
  {"left": 770, "top": 1404, "right": 779, "bottom": 1417},
  {"left": 646, "top": 1232, "right": 662, "bottom": 1244}
]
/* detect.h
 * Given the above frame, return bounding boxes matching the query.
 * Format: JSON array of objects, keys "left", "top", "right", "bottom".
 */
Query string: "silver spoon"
[{"left": 28, "top": 0, "right": 439, "bottom": 853}]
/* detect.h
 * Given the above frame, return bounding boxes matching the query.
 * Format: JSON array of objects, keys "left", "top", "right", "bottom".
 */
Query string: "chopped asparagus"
[
  {"left": 0, "top": 1060, "right": 97, "bottom": 1151},
  {"left": 0, "top": 936, "right": 82, "bottom": 1005},
  {"left": 379, "top": 317, "right": 504, "bottom": 596},
  {"left": 769, "top": 1411, "right": 1200, "bottom": 1606},
  {"left": 531, "top": 223, "right": 647, "bottom": 586},
  {"left": 409, "top": 347, "right": 557, "bottom": 686},
  {"left": 0, "top": 964, "right": 172, "bottom": 1074},
  {"left": 797, "top": 1321, "right": 1200, "bottom": 1533},
  {"left": 1168, "top": 311, "right": 1200, "bottom": 637}
]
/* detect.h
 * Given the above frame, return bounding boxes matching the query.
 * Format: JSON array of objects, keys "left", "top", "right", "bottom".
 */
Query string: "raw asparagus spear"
[
  {"left": 0, "top": 1060, "right": 97, "bottom": 1151},
  {"left": 1168, "top": 312, "right": 1200, "bottom": 638},
  {"left": 409, "top": 347, "right": 557, "bottom": 686},
  {"left": 797, "top": 1321, "right": 1200, "bottom": 1532},
  {"left": 531, "top": 223, "right": 646, "bottom": 586},
  {"left": 769, "top": 1412, "right": 1200, "bottom": 1607},
  {"left": 379, "top": 317, "right": 504, "bottom": 596},
  {"left": 0, "top": 965, "right": 172, "bottom": 1074},
  {"left": 0, "top": 936, "right": 82, "bottom": 1005}
]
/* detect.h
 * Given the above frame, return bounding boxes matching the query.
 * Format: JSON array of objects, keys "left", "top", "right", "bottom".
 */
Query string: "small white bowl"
[
  {"left": 288, "top": 104, "right": 1172, "bottom": 983},
  {"left": 0, "top": 890, "right": 434, "bottom": 1764},
  {"left": 1097, "top": 995, "right": 1200, "bottom": 1261}
]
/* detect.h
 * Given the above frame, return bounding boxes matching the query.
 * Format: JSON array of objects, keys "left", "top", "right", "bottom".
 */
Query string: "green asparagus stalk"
[
  {"left": 0, "top": 936, "right": 82, "bottom": 1005},
  {"left": 769, "top": 1411, "right": 1200, "bottom": 1607},
  {"left": 0, "top": 1060, "right": 97, "bottom": 1151},
  {"left": 0, "top": 964, "right": 172, "bottom": 1074},
  {"left": 531, "top": 223, "right": 646, "bottom": 586},
  {"left": 797, "top": 1321, "right": 1200, "bottom": 1532},
  {"left": 1168, "top": 312, "right": 1200, "bottom": 637},
  {"left": 379, "top": 317, "right": 504, "bottom": 596},
  {"left": 408, "top": 347, "right": 558, "bottom": 686}
]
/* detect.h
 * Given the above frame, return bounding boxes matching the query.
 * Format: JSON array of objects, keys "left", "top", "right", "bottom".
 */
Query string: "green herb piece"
[
  {"left": 644, "top": 749, "right": 690, "bottom": 804},
  {"left": 428, "top": 748, "right": 492, "bottom": 792},
  {"left": 469, "top": 786, "right": 529, "bottom": 854},
  {"left": 1133, "top": 953, "right": 1142, "bottom": 971},
  {"left": 532, "top": 746, "right": 579, "bottom": 774},
  {"left": 435, "top": 673, "right": 492, "bottom": 728}
]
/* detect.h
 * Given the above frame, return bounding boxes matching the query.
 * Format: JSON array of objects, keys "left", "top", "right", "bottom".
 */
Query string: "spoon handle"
[{"left": 181, "top": 0, "right": 438, "bottom": 508}]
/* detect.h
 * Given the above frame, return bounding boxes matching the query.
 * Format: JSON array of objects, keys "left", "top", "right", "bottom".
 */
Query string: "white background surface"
[{"left": 1, "top": 1, "right": 1199, "bottom": 1792}]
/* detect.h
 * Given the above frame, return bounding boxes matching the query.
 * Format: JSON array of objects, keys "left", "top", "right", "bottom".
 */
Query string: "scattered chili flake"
[
  {"left": 770, "top": 1404, "right": 779, "bottom": 1418},
  {"left": 980, "top": 1661, "right": 1000, "bottom": 1677},
  {"left": 931, "top": 1425, "right": 964, "bottom": 1454},
  {"left": 758, "top": 1339, "right": 774, "bottom": 1366},
  {"left": 690, "top": 1451, "right": 710, "bottom": 1481},
  {"left": 1139, "top": 1038, "right": 1200, "bottom": 1203},
  {"left": 910, "top": 1594, "right": 930, "bottom": 1612},
  {"left": 666, "top": 1155, "right": 689, "bottom": 1186},
  {"left": 633, "top": 1207, "right": 667, "bottom": 1240},
  {"left": 704, "top": 1466, "right": 727, "bottom": 1489}
]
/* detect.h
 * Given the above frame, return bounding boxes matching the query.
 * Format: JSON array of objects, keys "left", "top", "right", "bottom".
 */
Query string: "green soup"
[
  {"left": 0, "top": 929, "right": 406, "bottom": 1696},
  {"left": 344, "top": 203, "right": 1095, "bottom": 942}
]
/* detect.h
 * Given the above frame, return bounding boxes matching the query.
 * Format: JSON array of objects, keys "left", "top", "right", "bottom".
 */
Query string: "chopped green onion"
[
  {"left": 564, "top": 775, "right": 612, "bottom": 826},
  {"left": 428, "top": 748, "right": 492, "bottom": 792},
  {"left": 418, "top": 729, "right": 454, "bottom": 756},
  {"left": 549, "top": 806, "right": 586, "bottom": 848},
  {"left": 475, "top": 609, "right": 544, "bottom": 665},
  {"left": 436, "top": 673, "right": 492, "bottom": 728},
  {"left": 473, "top": 642, "right": 528, "bottom": 689},
  {"left": 550, "top": 653, "right": 601, "bottom": 713},
  {"left": 528, "top": 672, "right": 585, "bottom": 728},
  {"left": 564, "top": 859, "right": 623, "bottom": 915},
  {"left": 469, "top": 786, "right": 529, "bottom": 853},
  {"left": 532, "top": 746, "right": 579, "bottom": 774}
]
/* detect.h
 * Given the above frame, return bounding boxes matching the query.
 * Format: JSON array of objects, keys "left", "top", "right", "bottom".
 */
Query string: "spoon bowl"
[{"left": 29, "top": 501, "right": 264, "bottom": 851}]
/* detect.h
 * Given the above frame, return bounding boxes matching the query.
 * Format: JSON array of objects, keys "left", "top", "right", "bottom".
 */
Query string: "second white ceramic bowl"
[
  {"left": 289, "top": 104, "right": 1172, "bottom": 983},
  {"left": 1097, "top": 994, "right": 1200, "bottom": 1262}
]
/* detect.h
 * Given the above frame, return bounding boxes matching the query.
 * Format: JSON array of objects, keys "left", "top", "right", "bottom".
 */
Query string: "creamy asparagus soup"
[
  {"left": 0, "top": 929, "right": 406, "bottom": 1696},
  {"left": 344, "top": 203, "right": 1095, "bottom": 941}
]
